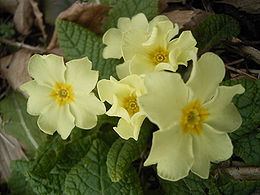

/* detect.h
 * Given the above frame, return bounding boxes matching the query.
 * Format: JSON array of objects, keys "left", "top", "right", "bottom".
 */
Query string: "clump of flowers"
[
  {"left": 21, "top": 13, "right": 245, "bottom": 183},
  {"left": 20, "top": 54, "right": 105, "bottom": 139},
  {"left": 103, "top": 13, "right": 197, "bottom": 78}
]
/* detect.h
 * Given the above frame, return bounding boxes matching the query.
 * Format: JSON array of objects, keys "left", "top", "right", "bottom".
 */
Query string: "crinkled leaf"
[
  {"left": 56, "top": 20, "right": 120, "bottom": 79},
  {"left": 0, "top": 91, "right": 46, "bottom": 156},
  {"left": 106, "top": 119, "right": 153, "bottom": 182},
  {"left": 64, "top": 139, "right": 143, "bottom": 195},
  {"left": 233, "top": 131, "right": 260, "bottom": 166},
  {"left": 192, "top": 14, "right": 240, "bottom": 53},
  {"left": 29, "top": 135, "right": 65, "bottom": 178},
  {"left": 160, "top": 173, "right": 221, "bottom": 195},
  {"left": 8, "top": 160, "right": 35, "bottom": 195},
  {"left": 221, "top": 79, "right": 260, "bottom": 140},
  {"left": 217, "top": 174, "right": 260, "bottom": 195},
  {"left": 104, "top": 0, "right": 159, "bottom": 30},
  {"left": 27, "top": 134, "right": 95, "bottom": 195}
]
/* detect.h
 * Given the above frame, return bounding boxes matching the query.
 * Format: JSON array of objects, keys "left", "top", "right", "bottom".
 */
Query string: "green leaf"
[
  {"left": 233, "top": 131, "right": 260, "bottom": 166},
  {"left": 64, "top": 139, "right": 143, "bottom": 195},
  {"left": 160, "top": 173, "right": 221, "bottom": 195},
  {"left": 0, "top": 91, "right": 46, "bottom": 155},
  {"left": 27, "top": 134, "right": 96, "bottom": 195},
  {"left": 104, "top": 0, "right": 159, "bottom": 30},
  {"left": 160, "top": 179, "right": 191, "bottom": 195},
  {"left": 221, "top": 79, "right": 260, "bottom": 140},
  {"left": 56, "top": 20, "right": 120, "bottom": 79},
  {"left": 29, "top": 135, "right": 65, "bottom": 178},
  {"left": 8, "top": 160, "right": 36, "bottom": 195},
  {"left": 106, "top": 119, "right": 153, "bottom": 182},
  {"left": 217, "top": 174, "right": 260, "bottom": 195},
  {"left": 192, "top": 14, "right": 240, "bottom": 53}
]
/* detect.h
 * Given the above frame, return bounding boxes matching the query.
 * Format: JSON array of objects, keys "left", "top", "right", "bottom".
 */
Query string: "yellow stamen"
[
  {"left": 123, "top": 95, "right": 139, "bottom": 117},
  {"left": 149, "top": 47, "right": 169, "bottom": 65},
  {"left": 181, "top": 100, "right": 209, "bottom": 135},
  {"left": 50, "top": 82, "right": 74, "bottom": 106}
]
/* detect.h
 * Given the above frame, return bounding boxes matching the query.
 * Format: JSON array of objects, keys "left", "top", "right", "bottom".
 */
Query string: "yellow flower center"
[
  {"left": 50, "top": 82, "right": 74, "bottom": 106},
  {"left": 181, "top": 100, "right": 209, "bottom": 135},
  {"left": 149, "top": 47, "right": 169, "bottom": 65},
  {"left": 123, "top": 95, "right": 139, "bottom": 117}
]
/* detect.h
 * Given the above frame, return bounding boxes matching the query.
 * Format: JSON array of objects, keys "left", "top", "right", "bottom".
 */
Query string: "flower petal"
[
  {"left": 106, "top": 95, "right": 130, "bottom": 121},
  {"left": 20, "top": 80, "right": 53, "bottom": 115},
  {"left": 65, "top": 57, "right": 98, "bottom": 94},
  {"left": 70, "top": 93, "right": 105, "bottom": 129},
  {"left": 169, "top": 47, "right": 198, "bottom": 68},
  {"left": 97, "top": 77, "right": 131, "bottom": 104},
  {"left": 114, "top": 113, "right": 146, "bottom": 140},
  {"left": 204, "top": 85, "right": 245, "bottom": 133},
  {"left": 130, "top": 54, "right": 155, "bottom": 75},
  {"left": 138, "top": 72, "right": 188, "bottom": 129},
  {"left": 186, "top": 52, "right": 225, "bottom": 103},
  {"left": 116, "top": 61, "right": 131, "bottom": 79},
  {"left": 122, "top": 29, "right": 149, "bottom": 61},
  {"left": 120, "top": 74, "right": 146, "bottom": 96},
  {"left": 144, "top": 20, "right": 174, "bottom": 48},
  {"left": 169, "top": 31, "right": 197, "bottom": 51},
  {"left": 37, "top": 103, "right": 75, "bottom": 139},
  {"left": 148, "top": 15, "right": 179, "bottom": 41},
  {"left": 191, "top": 124, "right": 233, "bottom": 178},
  {"left": 103, "top": 28, "right": 123, "bottom": 59},
  {"left": 144, "top": 125, "right": 193, "bottom": 181},
  {"left": 28, "top": 54, "right": 66, "bottom": 87}
]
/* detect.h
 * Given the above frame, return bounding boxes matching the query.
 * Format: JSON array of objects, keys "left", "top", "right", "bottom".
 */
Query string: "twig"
[
  {"left": 0, "top": 38, "right": 45, "bottom": 53},
  {"left": 226, "top": 59, "right": 245, "bottom": 66},
  {"left": 225, "top": 64, "right": 258, "bottom": 80},
  {"left": 214, "top": 167, "right": 260, "bottom": 180}
]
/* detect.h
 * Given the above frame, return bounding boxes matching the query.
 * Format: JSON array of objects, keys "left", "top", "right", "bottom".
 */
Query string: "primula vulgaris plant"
[{"left": 21, "top": 13, "right": 244, "bottom": 183}]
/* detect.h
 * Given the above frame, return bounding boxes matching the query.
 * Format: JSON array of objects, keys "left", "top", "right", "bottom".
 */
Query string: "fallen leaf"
[
  {"left": 0, "top": 129, "right": 26, "bottom": 182},
  {"left": 0, "top": 49, "right": 32, "bottom": 92},
  {"left": 216, "top": 0, "right": 260, "bottom": 14},
  {"left": 164, "top": 9, "right": 211, "bottom": 30},
  {"left": 29, "top": 0, "right": 47, "bottom": 40},
  {"left": 47, "top": 1, "right": 110, "bottom": 51},
  {"left": 58, "top": 2, "right": 110, "bottom": 34},
  {"left": 13, "top": 0, "right": 34, "bottom": 35}
]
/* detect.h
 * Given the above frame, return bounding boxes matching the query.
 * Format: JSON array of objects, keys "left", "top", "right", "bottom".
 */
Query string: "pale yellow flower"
[
  {"left": 103, "top": 13, "right": 197, "bottom": 78},
  {"left": 138, "top": 52, "right": 245, "bottom": 181},
  {"left": 97, "top": 75, "right": 146, "bottom": 140},
  {"left": 20, "top": 54, "right": 105, "bottom": 139}
]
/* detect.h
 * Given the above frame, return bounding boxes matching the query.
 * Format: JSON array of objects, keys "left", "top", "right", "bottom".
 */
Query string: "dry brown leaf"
[
  {"left": 0, "top": 129, "right": 26, "bottom": 182},
  {"left": 13, "top": 0, "right": 34, "bottom": 35},
  {"left": 0, "top": 49, "right": 32, "bottom": 92},
  {"left": 216, "top": 0, "right": 260, "bottom": 14},
  {"left": 164, "top": 9, "right": 211, "bottom": 30},
  {"left": 29, "top": 0, "right": 47, "bottom": 40},
  {"left": 58, "top": 2, "right": 110, "bottom": 34},
  {"left": 47, "top": 1, "right": 110, "bottom": 51}
]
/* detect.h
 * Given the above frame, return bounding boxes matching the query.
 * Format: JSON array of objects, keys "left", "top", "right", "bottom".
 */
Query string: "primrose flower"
[
  {"left": 20, "top": 54, "right": 105, "bottom": 139},
  {"left": 138, "top": 52, "right": 245, "bottom": 181},
  {"left": 97, "top": 75, "right": 146, "bottom": 140}
]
